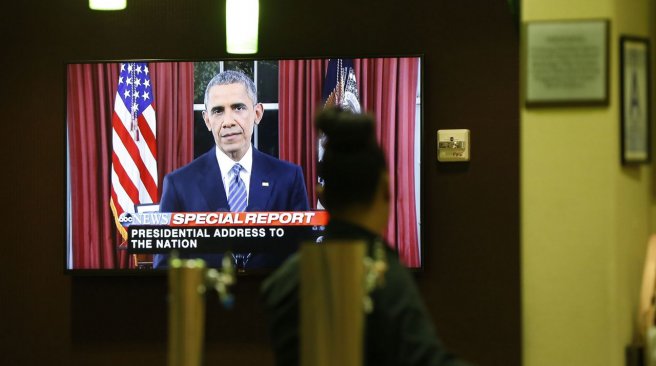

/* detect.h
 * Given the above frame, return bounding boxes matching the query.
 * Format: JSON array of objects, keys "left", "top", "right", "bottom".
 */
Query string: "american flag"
[{"left": 110, "top": 62, "right": 158, "bottom": 240}]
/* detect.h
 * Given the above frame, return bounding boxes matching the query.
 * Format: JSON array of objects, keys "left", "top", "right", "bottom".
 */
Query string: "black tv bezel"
[{"left": 63, "top": 54, "right": 425, "bottom": 276}]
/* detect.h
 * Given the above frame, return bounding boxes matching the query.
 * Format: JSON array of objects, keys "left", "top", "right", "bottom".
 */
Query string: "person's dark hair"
[
  {"left": 316, "top": 108, "right": 387, "bottom": 212},
  {"left": 204, "top": 70, "right": 258, "bottom": 108}
]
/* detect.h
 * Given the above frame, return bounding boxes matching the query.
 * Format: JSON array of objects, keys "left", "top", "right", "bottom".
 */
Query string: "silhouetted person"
[{"left": 262, "top": 108, "right": 473, "bottom": 366}]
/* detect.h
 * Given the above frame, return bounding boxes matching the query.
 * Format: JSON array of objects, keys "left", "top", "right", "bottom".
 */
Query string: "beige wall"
[
  {"left": 521, "top": 0, "right": 655, "bottom": 365},
  {"left": 652, "top": 0, "right": 656, "bottom": 234}
]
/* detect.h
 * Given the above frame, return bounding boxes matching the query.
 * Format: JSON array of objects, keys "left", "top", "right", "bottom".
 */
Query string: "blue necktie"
[
  {"left": 228, "top": 164, "right": 250, "bottom": 269},
  {"left": 228, "top": 164, "right": 247, "bottom": 212}
]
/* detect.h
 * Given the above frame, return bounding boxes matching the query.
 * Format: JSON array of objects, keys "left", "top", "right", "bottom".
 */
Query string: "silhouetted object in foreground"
[{"left": 262, "top": 108, "right": 474, "bottom": 366}]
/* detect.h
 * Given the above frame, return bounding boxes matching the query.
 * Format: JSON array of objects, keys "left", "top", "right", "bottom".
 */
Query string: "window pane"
[
  {"left": 257, "top": 110, "right": 279, "bottom": 158},
  {"left": 194, "top": 111, "right": 215, "bottom": 158},
  {"left": 257, "top": 60, "right": 278, "bottom": 103},
  {"left": 225, "top": 61, "right": 254, "bottom": 81},
  {"left": 194, "top": 62, "right": 221, "bottom": 105}
]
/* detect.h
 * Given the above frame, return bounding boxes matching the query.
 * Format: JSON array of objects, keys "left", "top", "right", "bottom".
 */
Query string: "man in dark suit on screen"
[{"left": 153, "top": 70, "right": 310, "bottom": 270}]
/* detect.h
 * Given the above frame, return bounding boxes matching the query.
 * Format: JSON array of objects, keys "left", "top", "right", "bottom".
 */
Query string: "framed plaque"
[
  {"left": 525, "top": 19, "right": 609, "bottom": 106},
  {"left": 620, "top": 36, "right": 651, "bottom": 164}
]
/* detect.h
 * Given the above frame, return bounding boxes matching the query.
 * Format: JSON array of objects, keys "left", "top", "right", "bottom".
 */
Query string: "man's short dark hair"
[{"left": 204, "top": 70, "right": 258, "bottom": 108}]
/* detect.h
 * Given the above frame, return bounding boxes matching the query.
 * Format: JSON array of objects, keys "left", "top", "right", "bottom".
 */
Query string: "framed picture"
[
  {"left": 620, "top": 36, "right": 651, "bottom": 164},
  {"left": 525, "top": 19, "right": 609, "bottom": 106}
]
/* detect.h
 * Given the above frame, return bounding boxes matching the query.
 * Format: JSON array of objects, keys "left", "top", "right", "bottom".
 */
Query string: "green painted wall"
[{"left": 521, "top": 0, "right": 655, "bottom": 365}]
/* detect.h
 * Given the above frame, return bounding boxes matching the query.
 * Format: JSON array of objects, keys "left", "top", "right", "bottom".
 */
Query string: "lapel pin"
[{"left": 262, "top": 181, "right": 269, "bottom": 187}]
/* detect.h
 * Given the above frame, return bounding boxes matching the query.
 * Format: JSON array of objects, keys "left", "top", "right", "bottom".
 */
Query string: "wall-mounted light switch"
[{"left": 437, "top": 129, "right": 470, "bottom": 162}]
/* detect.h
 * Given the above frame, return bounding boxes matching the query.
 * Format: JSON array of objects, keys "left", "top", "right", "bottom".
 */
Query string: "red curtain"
[
  {"left": 150, "top": 63, "right": 195, "bottom": 187},
  {"left": 354, "top": 58, "right": 420, "bottom": 267},
  {"left": 278, "top": 59, "right": 329, "bottom": 208},
  {"left": 67, "top": 62, "right": 194, "bottom": 269},
  {"left": 279, "top": 57, "right": 420, "bottom": 267},
  {"left": 68, "top": 64, "right": 119, "bottom": 269}
]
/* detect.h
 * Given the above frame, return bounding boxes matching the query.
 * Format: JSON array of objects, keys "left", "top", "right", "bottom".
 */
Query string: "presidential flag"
[
  {"left": 110, "top": 62, "right": 158, "bottom": 240},
  {"left": 322, "top": 58, "right": 361, "bottom": 112},
  {"left": 317, "top": 59, "right": 361, "bottom": 209}
]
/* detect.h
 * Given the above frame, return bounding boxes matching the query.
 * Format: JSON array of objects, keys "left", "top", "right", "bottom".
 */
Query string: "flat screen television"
[{"left": 65, "top": 56, "right": 423, "bottom": 273}]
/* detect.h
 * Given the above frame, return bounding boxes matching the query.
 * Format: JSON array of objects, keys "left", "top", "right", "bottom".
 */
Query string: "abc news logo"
[
  {"left": 118, "top": 212, "right": 171, "bottom": 227},
  {"left": 118, "top": 212, "right": 135, "bottom": 227}
]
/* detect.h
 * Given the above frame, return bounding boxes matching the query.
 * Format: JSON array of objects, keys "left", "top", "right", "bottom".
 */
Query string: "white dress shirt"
[{"left": 215, "top": 144, "right": 253, "bottom": 201}]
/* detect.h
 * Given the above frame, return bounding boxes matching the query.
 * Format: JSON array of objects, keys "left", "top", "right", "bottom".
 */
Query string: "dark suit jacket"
[{"left": 153, "top": 147, "right": 310, "bottom": 269}]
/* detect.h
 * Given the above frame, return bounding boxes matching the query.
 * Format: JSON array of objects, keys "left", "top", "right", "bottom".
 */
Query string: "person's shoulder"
[
  {"left": 254, "top": 149, "right": 301, "bottom": 171},
  {"left": 376, "top": 247, "right": 419, "bottom": 298},
  {"left": 166, "top": 149, "right": 214, "bottom": 180},
  {"left": 261, "top": 253, "right": 300, "bottom": 307}
]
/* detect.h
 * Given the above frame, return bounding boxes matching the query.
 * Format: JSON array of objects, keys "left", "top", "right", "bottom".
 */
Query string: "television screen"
[{"left": 65, "top": 57, "right": 422, "bottom": 273}]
